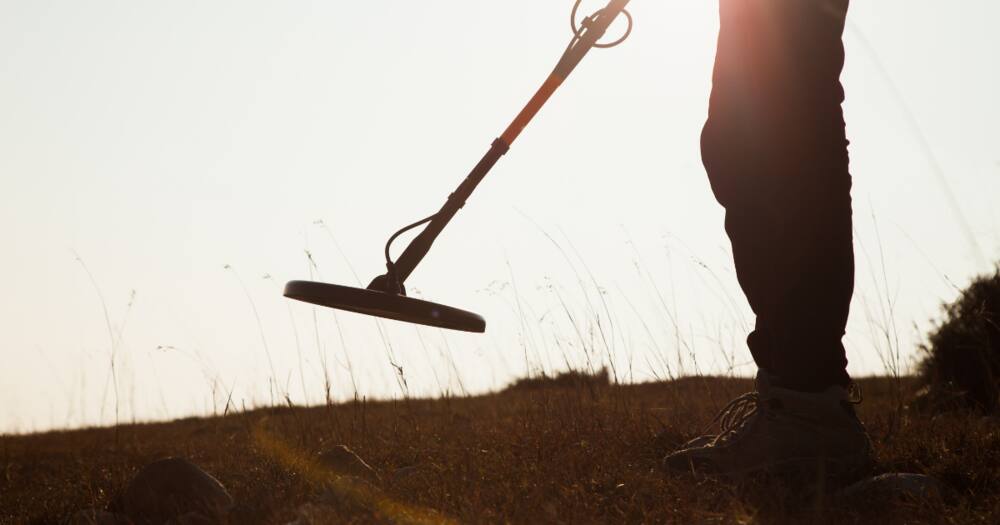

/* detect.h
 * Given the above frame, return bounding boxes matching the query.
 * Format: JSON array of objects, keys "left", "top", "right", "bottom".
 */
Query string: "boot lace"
[
  {"left": 705, "top": 383, "right": 863, "bottom": 445},
  {"left": 706, "top": 392, "right": 761, "bottom": 445}
]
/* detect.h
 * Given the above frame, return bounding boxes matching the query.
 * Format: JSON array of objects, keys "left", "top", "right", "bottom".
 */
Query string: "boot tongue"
[{"left": 754, "top": 368, "right": 780, "bottom": 395}]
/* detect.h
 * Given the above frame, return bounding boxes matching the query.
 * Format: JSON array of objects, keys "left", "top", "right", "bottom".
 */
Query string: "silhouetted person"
[{"left": 664, "top": 0, "right": 872, "bottom": 475}]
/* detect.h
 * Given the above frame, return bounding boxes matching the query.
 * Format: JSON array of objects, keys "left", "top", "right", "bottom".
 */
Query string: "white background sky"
[{"left": 1, "top": 0, "right": 998, "bottom": 432}]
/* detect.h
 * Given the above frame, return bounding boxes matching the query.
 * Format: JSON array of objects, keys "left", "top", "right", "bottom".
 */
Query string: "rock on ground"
[
  {"left": 841, "top": 472, "right": 944, "bottom": 500},
  {"left": 122, "top": 457, "right": 234, "bottom": 524},
  {"left": 316, "top": 445, "right": 380, "bottom": 483}
]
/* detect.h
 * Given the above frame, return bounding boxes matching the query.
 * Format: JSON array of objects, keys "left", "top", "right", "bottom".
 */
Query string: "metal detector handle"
[
  {"left": 370, "top": 0, "right": 632, "bottom": 291},
  {"left": 502, "top": 0, "right": 632, "bottom": 146}
]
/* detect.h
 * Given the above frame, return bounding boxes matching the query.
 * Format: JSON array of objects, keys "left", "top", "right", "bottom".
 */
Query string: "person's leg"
[
  {"left": 662, "top": 0, "right": 871, "bottom": 477},
  {"left": 701, "top": 0, "right": 854, "bottom": 392}
]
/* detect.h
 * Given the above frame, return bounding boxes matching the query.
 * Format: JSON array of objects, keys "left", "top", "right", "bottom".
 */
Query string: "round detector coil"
[{"left": 284, "top": 280, "right": 486, "bottom": 333}]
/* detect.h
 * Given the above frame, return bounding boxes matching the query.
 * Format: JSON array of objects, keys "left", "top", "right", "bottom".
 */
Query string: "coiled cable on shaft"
[
  {"left": 570, "top": 0, "right": 633, "bottom": 49},
  {"left": 385, "top": 214, "right": 437, "bottom": 266}
]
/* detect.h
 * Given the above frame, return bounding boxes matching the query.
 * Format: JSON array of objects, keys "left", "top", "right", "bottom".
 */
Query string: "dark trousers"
[{"left": 702, "top": 0, "right": 853, "bottom": 391}]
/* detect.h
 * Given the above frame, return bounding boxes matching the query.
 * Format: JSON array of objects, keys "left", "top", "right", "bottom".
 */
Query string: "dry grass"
[{"left": 2, "top": 375, "right": 998, "bottom": 524}]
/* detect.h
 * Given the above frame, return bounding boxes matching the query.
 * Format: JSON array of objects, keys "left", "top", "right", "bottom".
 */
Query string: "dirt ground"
[{"left": 2, "top": 375, "right": 997, "bottom": 524}]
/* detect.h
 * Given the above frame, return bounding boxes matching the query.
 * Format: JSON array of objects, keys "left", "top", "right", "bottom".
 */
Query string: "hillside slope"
[{"left": 2, "top": 376, "right": 997, "bottom": 524}]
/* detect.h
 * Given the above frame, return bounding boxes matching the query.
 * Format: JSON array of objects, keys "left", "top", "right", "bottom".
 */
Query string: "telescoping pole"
[{"left": 370, "top": 0, "right": 633, "bottom": 293}]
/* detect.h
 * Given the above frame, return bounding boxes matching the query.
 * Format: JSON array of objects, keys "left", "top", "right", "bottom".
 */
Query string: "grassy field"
[{"left": 2, "top": 374, "right": 998, "bottom": 524}]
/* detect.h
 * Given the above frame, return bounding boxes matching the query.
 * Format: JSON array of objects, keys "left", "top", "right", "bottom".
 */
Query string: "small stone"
[
  {"left": 316, "top": 445, "right": 380, "bottom": 483},
  {"left": 68, "top": 509, "right": 131, "bottom": 525},
  {"left": 841, "top": 472, "right": 943, "bottom": 500},
  {"left": 123, "top": 457, "right": 234, "bottom": 524}
]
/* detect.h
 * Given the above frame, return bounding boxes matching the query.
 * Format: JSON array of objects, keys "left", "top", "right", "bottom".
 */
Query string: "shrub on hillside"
[
  {"left": 917, "top": 265, "right": 1000, "bottom": 413},
  {"left": 505, "top": 367, "right": 610, "bottom": 392}
]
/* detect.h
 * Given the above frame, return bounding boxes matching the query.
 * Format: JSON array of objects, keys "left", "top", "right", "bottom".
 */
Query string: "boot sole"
[{"left": 666, "top": 452, "right": 873, "bottom": 485}]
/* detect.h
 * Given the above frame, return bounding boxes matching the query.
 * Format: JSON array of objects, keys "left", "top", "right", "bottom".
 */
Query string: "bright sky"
[{"left": 2, "top": 0, "right": 998, "bottom": 433}]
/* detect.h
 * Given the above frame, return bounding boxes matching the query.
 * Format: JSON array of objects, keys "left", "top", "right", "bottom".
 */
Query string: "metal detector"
[{"left": 285, "top": 0, "right": 633, "bottom": 332}]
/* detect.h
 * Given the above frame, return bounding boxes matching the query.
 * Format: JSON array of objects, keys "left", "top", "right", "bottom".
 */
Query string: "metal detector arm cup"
[{"left": 367, "top": 0, "right": 632, "bottom": 294}]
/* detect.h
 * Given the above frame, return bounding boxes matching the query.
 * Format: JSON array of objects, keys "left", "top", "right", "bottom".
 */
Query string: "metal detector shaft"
[{"left": 370, "top": 0, "right": 632, "bottom": 291}]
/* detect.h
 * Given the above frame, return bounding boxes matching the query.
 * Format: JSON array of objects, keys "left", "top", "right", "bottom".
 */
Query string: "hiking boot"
[{"left": 662, "top": 370, "right": 873, "bottom": 478}]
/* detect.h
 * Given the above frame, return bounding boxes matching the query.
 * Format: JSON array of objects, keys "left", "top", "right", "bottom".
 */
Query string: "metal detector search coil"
[
  {"left": 284, "top": 0, "right": 633, "bottom": 332},
  {"left": 284, "top": 280, "right": 486, "bottom": 332}
]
